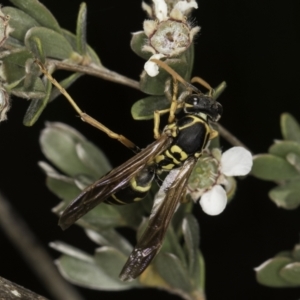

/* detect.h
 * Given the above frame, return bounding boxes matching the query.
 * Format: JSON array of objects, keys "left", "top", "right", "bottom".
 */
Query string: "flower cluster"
[
  {"left": 142, "top": 0, "right": 200, "bottom": 76},
  {"left": 188, "top": 147, "right": 253, "bottom": 215}
]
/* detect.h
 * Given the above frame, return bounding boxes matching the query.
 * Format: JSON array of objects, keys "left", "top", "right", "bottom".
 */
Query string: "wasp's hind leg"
[{"left": 36, "top": 61, "right": 140, "bottom": 153}]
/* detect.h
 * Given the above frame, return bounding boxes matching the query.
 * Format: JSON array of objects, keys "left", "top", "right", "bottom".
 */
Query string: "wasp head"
[{"left": 184, "top": 94, "right": 223, "bottom": 122}]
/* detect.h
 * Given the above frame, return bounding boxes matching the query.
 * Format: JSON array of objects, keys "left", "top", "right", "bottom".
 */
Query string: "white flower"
[
  {"left": 153, "top": 0, "right": 168, "bottom": 21},
  {"left": 196, "top": 147, "right": 252, "bottom": 215},
  {"left": 199, "top": 185, "right": 227, "bottom": 215},
  {"left": 144, "top": 54, "right": 166, "bottom": 77}
]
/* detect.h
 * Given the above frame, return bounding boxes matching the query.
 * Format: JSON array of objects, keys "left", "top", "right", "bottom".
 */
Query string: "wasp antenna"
[
  {"left": 150, "top": 59, "right": 202, "bottom": 94},
  {"left": 191, "top": 76, "right": 213, "bottom": 92}
]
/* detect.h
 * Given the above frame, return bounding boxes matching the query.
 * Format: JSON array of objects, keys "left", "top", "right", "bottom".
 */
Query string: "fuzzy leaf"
[
  {"left": 269, "top": 181, "right": 300, "bottom": 209},
  {"left": 11, "top": 76, "right": 45, "bottom": 99},
  {"left": 56, "top": 254, "right": 132, "bottom": 290},
  {"left": 251, "top": 154, "right": 299, "bottom": 181},
  {"left": 269, "top": 141, "right": 300, "bottom": 158},
  {"left": 292, "top": 244, "right": 300, "bottom": 261},
  {"left": 2, "top": 7, "right": 39, "bottom": 41},
  {"left": 75, "top": 141, "right": 111, "bottom": 179},
  {"left": 39, "top": 122, "right": 103, "bottom": 178},
  {"left": 281, "top": 113, "right": 300, "bottom": 142},
  {"left": 62, "top": 29, "right": 101, "bottom": 66},
  {"left": 140, "top": 58, "right": 189, "bottom": 95},
  {"left": 255, "top": 257, "right": 295, "bottom": 287},
  {"left": 155, "top": 253, "right": 193, "bottom": 292},
  {"left": 182, "top": 214, "right": 201, "bottom": 285},
  {"left": 280, "top": 262, "right": 300, "bottom": 285},
  {"left": 0, "top": 50, "right": 32, "bottom": 84},
  {"left": 212, "top": 81, "right": 227, "bottom": 100},
  {"left": 160, "top": 225, "right": 186, "bottom": 267},
  {"left": 23, "top": 76, "right": 51, "bottom": 126},
  {"left": 10, "top": 0, "right": 62, "bottom": 33},
  {"left": 130, "top": 31, "right": 152, "bottom": 60},
  {"left": 131, "top": 95, "right": 170, "bottom": 120},
  {"left": 25, "top": 27, "right": 77, "bottom": 61},
  {"left": 76, "top": 2, "right": 87, "bottom": 55},
  {"left": 85, "top": 229, "right": 133, "bottom": 256},
  {"left": 94, "top": 247, "right": 140, "bottom": 288}
]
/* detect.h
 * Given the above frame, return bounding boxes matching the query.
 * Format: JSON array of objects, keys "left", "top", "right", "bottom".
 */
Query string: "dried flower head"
[
  {"left": 0, "top": 8, "right": 13, "bottom": 47},
  {"left": 142, "top": 0, "right": 200, "bottom": 76}
]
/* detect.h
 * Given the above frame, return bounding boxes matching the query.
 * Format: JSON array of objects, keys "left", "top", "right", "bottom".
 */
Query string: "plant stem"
[{"left": 49, "top": 60, "right": 140, "bottom": 90}]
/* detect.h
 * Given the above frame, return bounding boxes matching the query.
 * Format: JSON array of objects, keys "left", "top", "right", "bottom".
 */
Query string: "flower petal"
[
  {"left": 199, "top": 185, "right": 227, "bottom": 215},
  {"left": 174, "top": 0, "right": 198, "bottom": 13},
  {"left": 153, "top": 0, "right": 168, "bottom": 22},
  {"left": 221, "top": 146, "right": 253, "bottom": 176},
  {"left": 144, "top": 54, "right": 165, "bottom": 77}
]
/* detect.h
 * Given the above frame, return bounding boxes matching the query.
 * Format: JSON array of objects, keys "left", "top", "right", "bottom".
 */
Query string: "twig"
[
  {"left": 49, "top": 59, "right": 140, "bottom": 90},
  {"left": 0, "top": 191, "right": 85, "bottom": 300},
  {"left": 0, "top": 275, "right": 48, "bottom": 300}
]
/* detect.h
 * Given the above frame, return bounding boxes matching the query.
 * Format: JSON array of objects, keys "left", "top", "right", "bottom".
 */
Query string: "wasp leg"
[
  {"left": 36, "top": 60, "right": 140, "bottom": 153},
  {"left": 154, "top": 108, "right": 170, "bottom": 139},
  {"left": 150, "top": 58, "right": 202, "bottom": 95}
]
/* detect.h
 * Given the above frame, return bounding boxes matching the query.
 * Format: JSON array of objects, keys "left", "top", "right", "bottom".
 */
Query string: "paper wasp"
[{"left": 37, "top": 59, "right": 223, "bottom": 281}]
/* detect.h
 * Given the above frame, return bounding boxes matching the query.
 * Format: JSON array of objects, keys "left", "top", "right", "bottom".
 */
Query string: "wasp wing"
[
  {"left": 59, "top": 134, "right": 171, "bottom": 230},
  {"left": 119, "top": 157, "right": 197, "bottom": 281}
]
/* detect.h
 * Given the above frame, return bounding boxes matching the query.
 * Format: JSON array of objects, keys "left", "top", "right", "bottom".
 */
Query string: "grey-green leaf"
[
  {"left": 2, "top": 7, "right": 39, "bottom": 41},
  {"left": 292, "top": 244, "right": 300, "bottom": 261},
  {"left": 131, "top": 95, "right": 170, "bottom": 120},
  {"left": 269, "top": 181, "right": 300, "bottom": 209},
  {"left": 160, "top": 225, "right": 186, "bottom": 267},
  {"left": 155, "top": 253, "right": 193, "bottom": 292},
  {"left": 0, "top": 50, "right": 32, "bottom": 84},
  {"left": 39, "top": 122, "right": 99, "bottom": 177},
  {"left": 94, "top": 247, "right": 140, "bottom": 288},
  {"left": 10, "top": 76, "right": 45, "bottom": 99},
  {"left": 130, "top": 31, "right": 152, "bottom": 60},
  {"left": 10, "top": 0, "right": 62, "bottom": 34},
  {"left": 182, "top": 214, "right": 201, "bottom": 285},
  {"left": 76, "top": 141, "right": 111, "bottom": 179},
  {"left": 251, "top": 154, "right": 299, "bottom": 181},
  {"left": 76, "top": 2, "right": 87, "bottom": 55},
  {"left": 62, "top": 29, "right": 101, "bottom": 66},
  {"left": 212, "top": 82, "right": 227, "bottom": 100},
  {"left": 23, "top": 76, "right": 51, "bottom": 126},
  {"left": 139, "top": 58, "right": 189, "bottom": 95},
  {"left": 280, "top": 262, "right": 300, "bottom": 285},
  {"left": 255, "top": 257, "right": 295, "bottom": 287},
  {"left": 85, "top": 229, "right": 132, "bottom": 256},
  {"left": 25, "top": 27, "right": 77, "bottom": 61},
  {"left": 269, "top": 141, "right": 300, "bottom": 159},
  {"left": 281, "top": 113, "right": 300, "bottom": 142},
  {"left": 56, "top": 254, "right": 131, "bottom": 290}
]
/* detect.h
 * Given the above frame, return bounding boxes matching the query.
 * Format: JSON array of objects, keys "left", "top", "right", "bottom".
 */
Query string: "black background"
[{"left": 1, "top": 0, "right": 300, "bottom": 299}]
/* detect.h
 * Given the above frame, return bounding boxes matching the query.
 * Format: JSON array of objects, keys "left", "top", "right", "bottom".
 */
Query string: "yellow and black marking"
[
  {"left": 155, "top": 114, "right": 211, "bottom": 171},
  {"left": 105, "top": 167, "right": 154, "bottom": 205}
]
